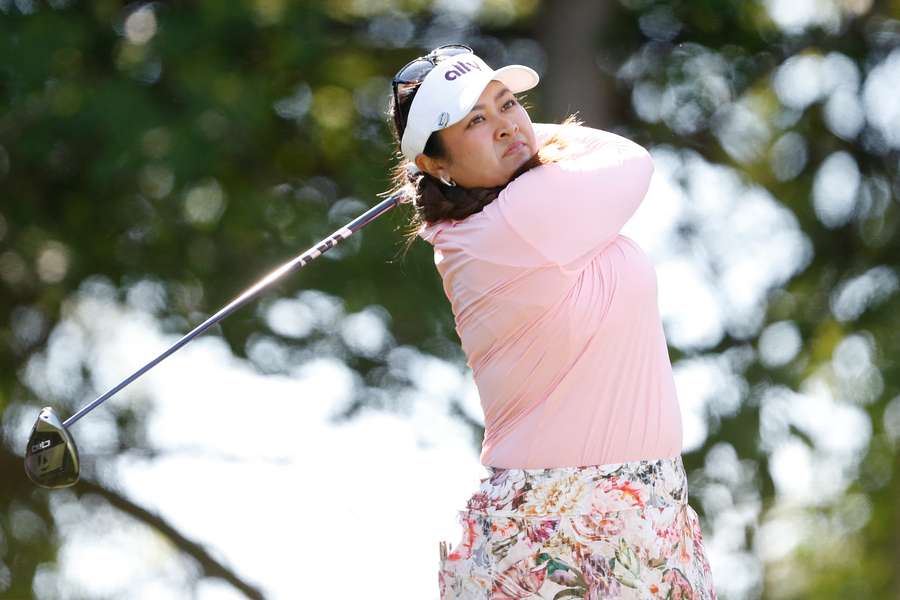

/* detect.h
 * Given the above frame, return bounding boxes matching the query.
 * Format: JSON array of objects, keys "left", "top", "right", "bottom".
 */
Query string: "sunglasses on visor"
[{"left": 392, "top": 44, "right": 473, "bottom": 134}]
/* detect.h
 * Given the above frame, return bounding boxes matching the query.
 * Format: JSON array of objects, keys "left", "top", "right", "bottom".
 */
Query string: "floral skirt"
[{"left": 437, "top": 455, "right": 716, "bottom": 599}]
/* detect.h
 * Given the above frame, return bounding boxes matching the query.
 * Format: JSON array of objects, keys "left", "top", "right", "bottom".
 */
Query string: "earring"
[{"left": 439, "top": 175, "right": 456, "bottom": 187}]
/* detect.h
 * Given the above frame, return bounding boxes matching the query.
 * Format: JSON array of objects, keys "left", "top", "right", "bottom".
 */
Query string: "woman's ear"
[{"left": 415, "top": 154, "right": 448, "bottom": 180}]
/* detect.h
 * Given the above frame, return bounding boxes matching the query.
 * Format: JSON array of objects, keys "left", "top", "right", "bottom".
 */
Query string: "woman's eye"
[
  {"left": 502, "top": 99, "right": 516, "bottom": 110},
  {"left": 467, "top": 115, "right": 484, "bottom": 128}
]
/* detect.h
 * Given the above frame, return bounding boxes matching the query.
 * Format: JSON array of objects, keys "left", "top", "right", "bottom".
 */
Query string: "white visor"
[{"left": 399, "top": 52, "right": 539, "bottom": 163}]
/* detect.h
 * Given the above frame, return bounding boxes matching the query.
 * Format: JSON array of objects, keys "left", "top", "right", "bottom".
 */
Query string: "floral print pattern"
[{"left": 438, "top": 455, "right": 715, "bottom": 599}]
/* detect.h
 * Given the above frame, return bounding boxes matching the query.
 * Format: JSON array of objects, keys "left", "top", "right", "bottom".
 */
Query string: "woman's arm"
[
  {"left": 532, "top": 121, "right": 624, "bottom": 158},
  {"left": 499, "top": 123, "right": 654, "bottom": 266}
]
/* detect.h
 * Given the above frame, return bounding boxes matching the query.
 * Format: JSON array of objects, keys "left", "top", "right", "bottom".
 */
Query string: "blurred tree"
[
  {"left": 1, "top": 0, "right": 898, "bottom": 598},
  {"left": 599, "top": 1, "right": 900, "bottom": 599},
  {"left": 535, "top": 0, "right": 618, "bottom": 124}
]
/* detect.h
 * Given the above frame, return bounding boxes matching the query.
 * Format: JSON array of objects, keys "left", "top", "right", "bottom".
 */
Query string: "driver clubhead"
[{"left": 24, "top": 407, "right": 80, "bottom": 489}]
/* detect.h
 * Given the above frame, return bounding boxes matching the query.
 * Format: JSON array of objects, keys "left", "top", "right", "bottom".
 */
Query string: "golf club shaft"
[{"left": 63, "top": 192, "right": 403, "bottom": 428}]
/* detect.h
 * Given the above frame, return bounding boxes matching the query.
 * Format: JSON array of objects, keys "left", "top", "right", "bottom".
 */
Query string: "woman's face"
[{"left": 415, "top": 80, "right": 537, "bottom": 189}]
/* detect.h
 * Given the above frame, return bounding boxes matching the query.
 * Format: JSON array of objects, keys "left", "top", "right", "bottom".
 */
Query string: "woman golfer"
[{"left": 387, "top": 44, "right": 716, "bottom": 599}]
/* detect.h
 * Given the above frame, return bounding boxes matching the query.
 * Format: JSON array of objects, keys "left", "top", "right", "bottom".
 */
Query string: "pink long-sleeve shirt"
[{"left": 419, "top": 123, "right": 682, "bottom": 469}]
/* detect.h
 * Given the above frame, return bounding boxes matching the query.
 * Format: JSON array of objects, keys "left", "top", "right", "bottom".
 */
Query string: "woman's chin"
[{"left": 506, "top": 152, "right": 538, "bottom": 181}]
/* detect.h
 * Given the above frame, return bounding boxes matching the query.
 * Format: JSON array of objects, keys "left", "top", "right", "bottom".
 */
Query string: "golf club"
[{"left": 24, "top": 192, "right": 402, "bottom": 489}]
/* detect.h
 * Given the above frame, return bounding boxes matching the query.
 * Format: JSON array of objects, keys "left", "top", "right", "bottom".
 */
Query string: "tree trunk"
[{"left": 535, "top": 0, "right": 617, "bottom": 127}]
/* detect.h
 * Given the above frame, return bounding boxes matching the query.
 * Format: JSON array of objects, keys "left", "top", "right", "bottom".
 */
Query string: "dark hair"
[{"left": 385, "top": 79, "right": 580, "bottom": 251}]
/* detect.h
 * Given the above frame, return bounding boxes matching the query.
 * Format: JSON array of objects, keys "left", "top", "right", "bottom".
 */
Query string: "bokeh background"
[{"left": 2, "top": 0, "right": 900, "bottom": 598}]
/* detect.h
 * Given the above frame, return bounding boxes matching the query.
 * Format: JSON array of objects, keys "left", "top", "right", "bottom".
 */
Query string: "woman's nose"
[{"left": 496, "top": 118, "right": 518, "bottom": 139}]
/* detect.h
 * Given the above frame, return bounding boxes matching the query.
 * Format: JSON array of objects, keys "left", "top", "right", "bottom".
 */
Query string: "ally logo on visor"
[{"left": 443, "top": 60, "right": 484, "bottom": 81}]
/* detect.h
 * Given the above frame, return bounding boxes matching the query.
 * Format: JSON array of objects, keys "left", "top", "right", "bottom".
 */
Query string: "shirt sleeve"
[{"left": 496, "top": 124, "right": 654, "bottom": 267}]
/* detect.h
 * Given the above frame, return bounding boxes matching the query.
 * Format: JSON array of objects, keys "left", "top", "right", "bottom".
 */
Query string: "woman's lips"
[{"left": 503, "top": 141, "right": 527, "bottom": 157}]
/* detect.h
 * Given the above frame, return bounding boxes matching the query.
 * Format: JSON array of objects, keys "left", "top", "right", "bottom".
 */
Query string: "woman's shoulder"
[{"left": 417, "top": 203, "right": 500, "bottom": 245}]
